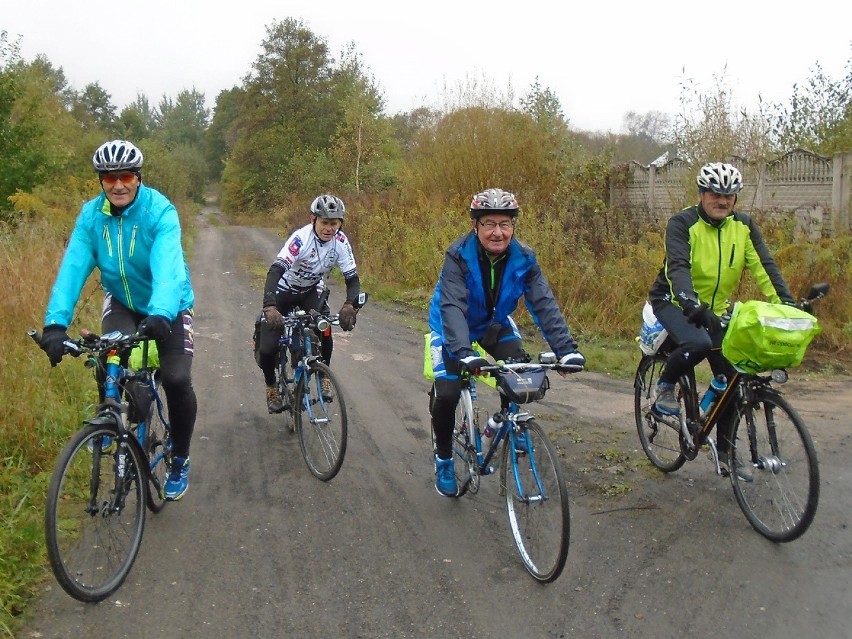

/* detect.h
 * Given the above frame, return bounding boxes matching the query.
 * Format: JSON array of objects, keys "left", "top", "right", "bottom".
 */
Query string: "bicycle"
[
  {"left": 273, "top": 292, "right": 367, "bottom": 481},
  {"left": 633, "top": 283, "right": 829, "bottom": 542},
  {"left": 430, "top": 353, "right": 580, "bottom": 583},
  {"left": 29, "top": 328, "right": 172, "bottom": 601}
]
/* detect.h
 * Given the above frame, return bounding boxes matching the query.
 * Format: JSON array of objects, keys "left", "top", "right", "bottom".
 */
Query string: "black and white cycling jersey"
[{"left": 263, "top": 223, "right": 358, "bottom": 304}]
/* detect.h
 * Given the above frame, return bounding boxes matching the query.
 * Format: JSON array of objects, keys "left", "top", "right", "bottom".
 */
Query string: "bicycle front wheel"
[
  {"left": 144, "top": 373, "right": 169, "bottom": 513},
  {"left": 730, "top": 391, "right": 819, "bottom": 542},
  {"left": 45, "top": 423, "right": 146, "bottom": 602},
  {"left": 502, "top": 420, "right": 570, "bottom": 583},
  {"left": 634, "top": 356, "right": 686, "bottom": 472},
  {"left": 295, "top": 361, "right": 348, "bottom": 481},
  {"left": 277, "top": 347, "right": 296, "bottom": 433}
]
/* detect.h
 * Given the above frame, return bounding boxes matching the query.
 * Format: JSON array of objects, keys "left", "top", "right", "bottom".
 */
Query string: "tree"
[
  {"left": 521, "top": 77, "right": 567, "bottom": 133},
  {"left": 0, "top": 41, "right": 86, "bottom": 217},
  {"left": 117, "top": 94, "right": 158, "bottom": 141},
  {"left": 771, "top": 54, "right": 852, "bottom": 154},
  {"left": 72, "top": 82, "right": 117, "bottom": 133},
  {"left": 204, "top": 87, "right": 242, "bottom": 181},
  {"left": 222, "top": 18, "right": 359, "bottom": 211},
  {"left": 330, "top": 46, "right": 394, "bottom": 191},
  {"left": 156, "top": 88, "right": 209, "bottom": 148}
]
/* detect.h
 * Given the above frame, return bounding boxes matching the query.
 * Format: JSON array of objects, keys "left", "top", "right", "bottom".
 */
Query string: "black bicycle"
[
  {"left": 29, "top": 329, "right": 171, "bottom": 601},
  {"left": 274, "top": 292, "right": 367, "bottom": 481},
  {"left": 634, "top": 284, "right": 829, "bottom": 542}
]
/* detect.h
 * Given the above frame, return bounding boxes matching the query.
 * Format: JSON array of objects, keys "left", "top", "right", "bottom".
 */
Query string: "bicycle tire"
[
  {"left": 634, "top": 356, "right": 687, "bottom": 472},
  {"left": 144, "top": 373, "right": 169, "bottom": 513},
  {"left": 295, "top": 361, "right": 348, "bottom": 481},
  {"left": 277, "top": 347, "right": 296, "bottom": 433},
  {"left": 730, "top": 390, "right": 819, "bottom": 542},
  {"left": 45, "top": 423, "right": 147, "bottom": 602},
  {"left": 502, "top": 420, "right": 570, "bottom": 583}
]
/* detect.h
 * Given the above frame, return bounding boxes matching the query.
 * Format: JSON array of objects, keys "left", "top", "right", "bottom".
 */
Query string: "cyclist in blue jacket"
[
  {"left": 39, "top": 139, "right": 197, "bottom": 501},
  {"left": 427, "top": 188, "right": 585, "bottom": 497}
]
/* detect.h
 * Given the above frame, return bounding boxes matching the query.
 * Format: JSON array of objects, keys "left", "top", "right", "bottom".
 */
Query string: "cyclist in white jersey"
[{"left": 256, "top": 194, "right": 361, "bottom": 413}]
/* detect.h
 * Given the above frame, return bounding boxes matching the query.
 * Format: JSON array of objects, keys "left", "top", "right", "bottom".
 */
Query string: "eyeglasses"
[
  {"left": 478, "top": 220, "right": 515, "bottom": 231},
  {"left": 100, "top": 172, "right": 138, "bottom": 187}
]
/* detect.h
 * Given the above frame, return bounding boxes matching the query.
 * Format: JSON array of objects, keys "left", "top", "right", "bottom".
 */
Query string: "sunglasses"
[{"left": 100, "top": 172, "right": 138, "bottom": 187}]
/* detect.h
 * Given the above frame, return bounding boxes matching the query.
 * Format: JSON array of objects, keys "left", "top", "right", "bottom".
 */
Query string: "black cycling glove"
[
  {"left": 683, "top": 303, "right": 721, "bottom": 333},
  {"left": 40, "top": 325, "right": 70, "bottom": 367},
  {"left": 139, "top": 315, "right": 172, "bottom": 342}
]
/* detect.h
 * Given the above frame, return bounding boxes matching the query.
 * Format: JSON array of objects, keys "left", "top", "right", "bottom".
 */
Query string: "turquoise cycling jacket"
[{"left": 45, "top": 184, "right": 194, "bottom": 327}]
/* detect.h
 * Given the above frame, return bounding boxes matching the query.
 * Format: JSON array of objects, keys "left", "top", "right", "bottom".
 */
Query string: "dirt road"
[{"left": 20, "top": 209, "right": 852, "bottom": 638}]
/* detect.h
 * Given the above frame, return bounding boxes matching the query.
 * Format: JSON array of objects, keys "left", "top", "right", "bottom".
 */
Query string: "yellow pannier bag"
[
  {"left": 423, "top": 333, "right": 497, "bottom": 389},
  {"left": 721, "top": 301, "right": 820, "bottom": 374},
  {"left": 129, "top": 340, "right": 160, "bottom": 370}
]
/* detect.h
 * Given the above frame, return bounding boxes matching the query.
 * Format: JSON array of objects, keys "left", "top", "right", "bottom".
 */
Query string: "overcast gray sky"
[{"left": 4, "top": 0, "right": 851, "bottom": 132}]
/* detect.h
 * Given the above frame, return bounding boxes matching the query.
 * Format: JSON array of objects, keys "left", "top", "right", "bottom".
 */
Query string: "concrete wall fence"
[{"left": 610, "top": 149, "right": 852, "bottom": 238}]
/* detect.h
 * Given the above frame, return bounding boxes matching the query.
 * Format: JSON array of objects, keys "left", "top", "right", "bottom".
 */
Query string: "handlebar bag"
[
  {"left": 722, "top": 301, "right": 821, "bottom": 374},
  {"left": 497, "top": 368, "right": 549, "bottom": 404}
]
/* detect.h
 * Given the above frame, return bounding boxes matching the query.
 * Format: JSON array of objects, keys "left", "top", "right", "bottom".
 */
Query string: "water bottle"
[
  {"left": 699, "top": 375, "right": 728, "bottom": 413},
  {"left": 482, "top": 412, "right": 503, "bottom": 448}
]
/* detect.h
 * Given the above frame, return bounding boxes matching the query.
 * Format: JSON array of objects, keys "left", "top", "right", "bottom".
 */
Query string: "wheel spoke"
[
  {"left": 503, "top": 421, "right": 569, "bottom": 582},
  {"left": 46, "top": 425, "right": 146, "bottom": 601},
  {"left": 730, "top": 392, "right": 819, "bottom": 542},
  {"left": 296, "top": 362, "right": 347, "bottom": 481}
]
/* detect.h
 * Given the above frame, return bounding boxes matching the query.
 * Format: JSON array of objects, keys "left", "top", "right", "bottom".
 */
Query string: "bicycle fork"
[{"left": 499, "top": 414, "right": 547, "bottom": 504}]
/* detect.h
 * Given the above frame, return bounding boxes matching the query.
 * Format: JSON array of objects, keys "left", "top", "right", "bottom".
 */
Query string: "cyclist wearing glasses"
[
  {"left": 256, "top": 194, "right": 361, "bottom": 413},
  {"left": 647, "top": 162, "right": 794, "bottom": 466},
  {"left": 428, "top": 188, "right": 586, "bottom": 497},
  {"left": 40, "top": 139, "right": 197, "bottom": 501}
]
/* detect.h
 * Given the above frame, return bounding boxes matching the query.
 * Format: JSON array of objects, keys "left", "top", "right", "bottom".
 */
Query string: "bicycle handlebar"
[
  {"left": 280, "top": 310, "right": 340, "bottom": 331},
  {"left": 469, "top": 359, "right": 583, "bottom": 377},
  {"left": 28, "top": 328, "right": 154, "bottom": 358}
]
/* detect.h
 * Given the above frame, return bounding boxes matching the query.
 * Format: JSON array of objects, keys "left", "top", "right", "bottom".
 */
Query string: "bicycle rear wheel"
[
  {"left": 45, "top": 423, "right": 146, "bottom": 602},
  {"left": 502, "top": 420, "right": 570, "bottom": 583},
  {"left": 295, "top": 361, "right": 347, "bottom": 480},
  {"left": 634, "top": 356, "right": 686, "bottom": 472},
  {"left": 144, "top": 373, "right": 170, "bottom": 513},
  {"left": 730, "top": 391, "right": 819, "bottom": 542}
]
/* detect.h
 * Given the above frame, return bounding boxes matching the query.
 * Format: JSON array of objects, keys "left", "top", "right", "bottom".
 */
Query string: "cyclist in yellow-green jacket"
[{"left": 647, "top": 162, "right": 795, "bottom": 465}]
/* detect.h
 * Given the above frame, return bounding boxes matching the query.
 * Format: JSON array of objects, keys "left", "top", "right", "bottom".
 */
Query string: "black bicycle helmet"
[
  {"left": 696, "top": 162, "right": 743, "bottom": 195},
  {"left": 469, "top": 188, "right": 519, "bottom": 219},
  {"left": 92, "top": 140, "right": 144, "bottom": 172},
  {"left": 310, "top": 194, "right": 345, "bottom": 219}
]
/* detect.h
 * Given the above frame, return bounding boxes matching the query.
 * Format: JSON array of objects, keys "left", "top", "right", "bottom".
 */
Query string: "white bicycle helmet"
[
  {"left": 310, "top": 194, "right": 345, "bottom": 219},
  {"left": 470, "top": 188, "right": 519, "bottom": 219},
  {"left": 696, "top": 162, "right": 743, "bottom": 195},
  {"left": 92, "top": 140, "right": 144, "bottom": 172}
]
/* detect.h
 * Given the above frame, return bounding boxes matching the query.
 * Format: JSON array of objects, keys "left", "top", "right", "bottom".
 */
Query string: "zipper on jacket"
[
  {"left": 729, "top": 243, "right": 736, "bottom": 267},
  {"left": 129, "top": 225, "right": 137, "bottom": 257}
]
